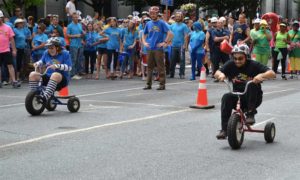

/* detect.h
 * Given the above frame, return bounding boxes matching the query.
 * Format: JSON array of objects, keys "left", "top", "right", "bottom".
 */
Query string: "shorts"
[
  {"left": 97, "top": 48, "right": 107, "bottom": 55},
  {"left": 0, "top": 51, "right": 13, "bottom": 66},
  {"left": 42, "top": 74, "right": 68, "bottom": 91}
]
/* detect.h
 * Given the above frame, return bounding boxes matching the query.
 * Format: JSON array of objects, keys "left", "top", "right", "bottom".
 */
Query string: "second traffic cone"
[
  {"left": 190, "top": 67, "right": 215, "bottom": 109},
  {"left": 59, "top": 86, "right": 69, "bottom": 97}
]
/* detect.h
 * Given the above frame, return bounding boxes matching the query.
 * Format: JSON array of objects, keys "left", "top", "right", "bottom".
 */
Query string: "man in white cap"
[{"left": 0, "top": 10, "right": 20, "bottom": 88}]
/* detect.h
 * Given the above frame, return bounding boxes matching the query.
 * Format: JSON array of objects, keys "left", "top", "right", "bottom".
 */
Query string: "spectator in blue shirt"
[
  {"left": 120, "top": 20, "right": 138, "bottom": 79},
  {"left": 13, "top": 18, "right": 31, "bottom": 81},
  {"left": 94, "top": 25, "right": 109, "bottom": 80},
  {"left": 188, "top": 22, "right": 205, "bottom": 80},
  {"left": 104, "top": 17, "right": 123, "bottom": 79},
  {"left": 9, "top": 7, "right": 22, "bottom": 24},
  {"left": 83, "top": 23, "right": 97, "bottom": 78},
  {"left": 67, "top": 13, "right": 84, "bottom": 80},
  {"left": 48, "top": 15, "right": 64, "bottom": 38},
  {"left": 31, "top": 23, "right": 48, "bottom": 63},
  {"left": 169, "top": 11, "right": 190, "bottom": 79},
  {"left": 142, "top": 6, "right": 172, "bottom": 90}
]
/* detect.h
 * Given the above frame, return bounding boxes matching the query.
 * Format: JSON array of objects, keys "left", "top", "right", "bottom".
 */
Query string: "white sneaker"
[
  {"left": 2, "top": 81, "right": 8, "bottom": 86},
  {"left": 71, "top": 75, "right": 82, "bottom": 80}
]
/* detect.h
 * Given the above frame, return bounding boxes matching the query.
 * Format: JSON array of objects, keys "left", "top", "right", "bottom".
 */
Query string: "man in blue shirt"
[
  {"left": 67, "top": 13, "right": 84, "bottom": 79},
  {"left": 169, "top": 11, "right": 189, "bottom": 79},
  {"left": 142, "top": 6, "right": 172, "bottom": 90}
]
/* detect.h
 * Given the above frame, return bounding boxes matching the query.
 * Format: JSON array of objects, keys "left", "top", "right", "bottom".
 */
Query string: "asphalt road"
[{"left": 0, "top": 73, "right": 300, "bottom": 180}]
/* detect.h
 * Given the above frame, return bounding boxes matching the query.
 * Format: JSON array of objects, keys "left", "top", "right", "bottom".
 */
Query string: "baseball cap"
[
  {"left": 211, "top": 17, "right": 218, "bottom": 23},
  {"left": 0, "top": 10, "right": 4, "bottom": 18},
  {"left": 14, "top": 18, "right": 24, "bottom": 25},
  {"left": 253, "top": 18, "right": 261, "bottom": 24},
  {"left": 293, "top": 20, "right": 299, "bottom": 26}
]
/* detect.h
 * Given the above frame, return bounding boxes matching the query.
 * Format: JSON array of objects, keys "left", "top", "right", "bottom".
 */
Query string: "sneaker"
[
  {"left": 35, "top": 95, "right": 46, "bottom": 106},
  {"left": 71, "top": 75, "right": 82, "bottom": 80},
  {"left": 12, "top": 81, "right": 21, "bottom": 88},
  {"left": 213, "top": 79, "right": 219, "bottom": 83},
  {"left": 156, "top": 86, "right": 165, "bottom": 90},
  {"left": 245, "top": 112, "right": 256, "bottom": 125},
  {"left": 190, "top": 77, "right": 196, "bottom": 81},
  {"left": 143, "top": 86, "right": 152, "bottom": 90},
  {"left": 281, "top": 75, "right": 287, "bottom": 80},
  {"left": 179, "top": 75, "right": 185, "bottom": 79},
  {"left": 142, "top": 77, "right": 146, "bottom": 81},
  {"left": 2, "top": 81, "right": 8, "bottom": 86},
  {"left": 216, "top": 130, "right": 227, "bottom": 140},
  {"left": 289, "top": 75, "right": 294, "bottom": 79}
]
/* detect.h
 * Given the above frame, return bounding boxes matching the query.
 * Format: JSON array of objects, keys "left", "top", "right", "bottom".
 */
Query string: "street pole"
[{"left": 44, "top": 0, "right": 47, "bottom": 18}]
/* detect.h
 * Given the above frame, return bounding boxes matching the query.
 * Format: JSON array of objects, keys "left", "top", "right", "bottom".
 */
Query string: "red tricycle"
[{"left": 224, "top": 80, "right": 276, "bottom": 149}]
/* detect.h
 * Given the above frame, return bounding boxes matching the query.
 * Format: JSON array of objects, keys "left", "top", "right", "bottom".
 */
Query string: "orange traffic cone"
[
  {"left": 287, "top": 59, "right": 291, "bottom": 73},
  {"left": 190, "top": 67, "right": 215, "bottom": 109},
  {"left": 59, "top": 86, "right": 69, "bottom": 97}
]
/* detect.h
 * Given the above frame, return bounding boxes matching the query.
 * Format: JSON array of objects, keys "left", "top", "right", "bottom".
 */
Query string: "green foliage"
[{"left": 1, "top": 0, "right": 43, "bottom": 16}]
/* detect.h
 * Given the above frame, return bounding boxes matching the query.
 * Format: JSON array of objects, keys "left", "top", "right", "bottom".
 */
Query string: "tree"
[
  {"left": 198, "top": 0, "right": 260, "bottom": 18},
  {"left": 0, "top": 0, "right": 43, "bottom": 17}
]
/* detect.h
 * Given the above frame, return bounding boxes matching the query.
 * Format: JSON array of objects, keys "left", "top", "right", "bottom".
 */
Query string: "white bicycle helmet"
[
  {"left": 231, "top": 43, "right": 250, "bottom": 56},
  {"left": 45, "top": 37, "right": 61, "bottom": 47}
]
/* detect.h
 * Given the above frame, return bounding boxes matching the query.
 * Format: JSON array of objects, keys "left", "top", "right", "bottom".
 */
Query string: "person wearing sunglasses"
[{"left": 214, "top": 43, "right": 275, "bottom": 139}]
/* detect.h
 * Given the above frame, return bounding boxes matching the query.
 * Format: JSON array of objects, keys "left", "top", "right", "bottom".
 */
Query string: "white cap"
[
  {"left": 14, "top": 18, "right": 24, "bottom": 25},
  {"left": 0, "top": 10, "right": 4, "bottom": 18},
  {"left": 211, "top": 17, "right": 218, "bottom": 23},
  {"left": 253, "top": 18, "right": 261, "bottom": 24},
  {"left": 219, "top": 16, "right": 226, "bottom": 22}
]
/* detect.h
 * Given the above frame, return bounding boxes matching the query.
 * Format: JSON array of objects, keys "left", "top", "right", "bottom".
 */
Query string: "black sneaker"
[
  {"left": 179, "top": 75, "right": 185, "bottom": 79},
  {"left": 35, "top": 95, "right": 46, "bottom": 106},
  {"left": 143, "top": 86, "right": 152, "bottom": 90},
  {"left": 281, "top": 75, "right": 287, "bottom": 80},
  {"left": 216, "top": 130, "right": 227, "bottom": 140},
  {"left": 12, "top": 81, "right": 21, "bottom": 88},
  {"left": 245, "top": 112, "right": 256, "bottom": 125}
]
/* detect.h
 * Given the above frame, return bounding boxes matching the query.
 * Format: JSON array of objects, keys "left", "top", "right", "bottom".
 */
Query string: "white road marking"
[
  {"left": 76, "top": 81, "right": 192, "bottom": 98},
  {"left": 0, "top": 103, "right": 25, "bottom": 108},
  {"left": 0, "top": 109, "right": 191, "bottom": 149},
  {"left": 264, "top": 89, "right": 295, "bottom": 95},
  {"left": 81, "top": 100, "right": 185, "bottom": 108},
  {"left": 252, "top": 117, "right": 275, "bottom": 127}
]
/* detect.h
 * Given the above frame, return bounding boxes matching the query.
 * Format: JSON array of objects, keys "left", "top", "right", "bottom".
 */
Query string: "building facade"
[{"left": 260, "top": 0, "right": 299, "bottom": 19}]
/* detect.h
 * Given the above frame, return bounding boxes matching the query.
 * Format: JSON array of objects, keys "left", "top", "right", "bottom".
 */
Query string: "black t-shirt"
[{"left": 220, "top": 59, "right": 270, "bottom": 92}]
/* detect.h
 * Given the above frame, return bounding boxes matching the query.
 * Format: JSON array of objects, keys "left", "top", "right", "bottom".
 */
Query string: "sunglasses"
[{"left": 233, "top": 56, "right": 244, "bottom": 61}]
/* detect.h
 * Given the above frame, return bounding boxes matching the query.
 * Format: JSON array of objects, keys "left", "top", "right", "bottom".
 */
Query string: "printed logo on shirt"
[
  {"left": 233, "top": 73, "right": 252, "bottom": 82},
  {"left": 0, "top": 30, "right": 8, "bottom": 37},
  {"left": 235, "top": 28, "right": 243, "bottom": 34},
  {"left": 150, "top": 26, "right": 160, "bottom": 32}
]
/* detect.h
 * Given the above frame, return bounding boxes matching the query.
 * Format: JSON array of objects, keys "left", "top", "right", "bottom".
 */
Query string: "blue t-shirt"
[
  {"left": 40, "top": 50, "right": 72, "bottom": 82},
  {"left": 104, "top": 27, "right": 122, "bottom": 50},
  {"left": 144, "top": 20, "right": 170, "bottom": 50},
  {"left": 67, "top": 22, "right": 83, "bottom": 48},
  {"left": 84, "top": 31, "right": 97, "bottom": 51},
  {"left": 32, "top": 33, "right": 48, "bottom": 55},
  {"left": 232, "top": 23, "right": 248, "bottom": 46},
  {"left": 58, "top": 37, "right": 66, "bottom": 48},
  {"left": 170, "top": 22, "right": 189, "bottom": 47},
  {"left": 139, "top": 30, "right": 147, "bottom": 54},
  {"left": 13, "top": 27, "right": 31, "bottom": 49},
  {"left": 189, "top": 30, "right": 205, "bottom": 54},
  {"left": 95, "top": 33, "right": 107, "bottom": 49},
  {"left": 123, "top": 29, "right": 138, "bottom": 49}
]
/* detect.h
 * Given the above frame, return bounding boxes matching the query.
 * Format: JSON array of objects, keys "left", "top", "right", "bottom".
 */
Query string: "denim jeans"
[
  {"left": 190, "top": 52, "right": 204, "bottom": 79},
  {"left": 70, "top": 47, "right": 84, "bottom": 76},
  {"left": 121, "top": 49, "right": 135, "bottom": 73},
  {"left": 170, "top": 47, "right": 185, "bottom": 77}
]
